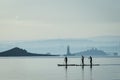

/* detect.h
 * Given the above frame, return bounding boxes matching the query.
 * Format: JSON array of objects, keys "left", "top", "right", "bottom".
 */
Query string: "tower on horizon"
[{"left": 67, "top": 45, "right": 71, "bottom": 55}]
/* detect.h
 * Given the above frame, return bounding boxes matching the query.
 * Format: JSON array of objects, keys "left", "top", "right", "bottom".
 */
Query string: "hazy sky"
[{"left": 0, "top": 0, "right": 120, "bottom": 40}]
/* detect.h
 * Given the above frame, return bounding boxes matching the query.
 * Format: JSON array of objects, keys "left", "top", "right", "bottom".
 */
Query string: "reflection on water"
[
  {"left": 65, "top": 67, "right": 68, "bottom": 80},
  {"left": 64, "top": 65, "right": 93, "bottom": 80},
  {"left": 90, "top": 67, "right": 93, "bottom": 80},
  {"left": 81, "top": 66, "right": 93, "bottom": 80},
  {"left": 82, "top": 66, "right": 84, "bottom": 80},
  {"left": 0, "top": 57, "right": 120, "bottom": 80}
]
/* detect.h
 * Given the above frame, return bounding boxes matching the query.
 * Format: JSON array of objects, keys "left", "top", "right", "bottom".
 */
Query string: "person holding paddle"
[
  {"left": 89, "top": 56, "right": 92, "bottom": 66},
  {"left": 64, "top": 56, "right": 68, "bottom": 66},
  {"left": 81, "top": 55, "right": 84, "bottom": 66}
]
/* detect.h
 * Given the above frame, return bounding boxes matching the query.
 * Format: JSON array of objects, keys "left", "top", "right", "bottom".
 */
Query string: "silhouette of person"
[
  {"left": 89, "top": 56, "right": 92, "bottom": 67},
  {"left": 64, "top": 56, "right": 68, "bottom": 66},
  {"left": 81, "top": 55, "right": 84, "bottom": 66}
]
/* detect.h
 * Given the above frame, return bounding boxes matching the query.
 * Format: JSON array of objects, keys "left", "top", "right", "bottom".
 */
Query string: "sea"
[{"left": 0, "top": 57, "right": 120, "bottom": 80}]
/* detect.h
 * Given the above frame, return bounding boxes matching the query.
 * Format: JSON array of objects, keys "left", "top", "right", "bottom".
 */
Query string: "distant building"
[{"left": 67, "top": 45, "right": 71, "bottom": 55}]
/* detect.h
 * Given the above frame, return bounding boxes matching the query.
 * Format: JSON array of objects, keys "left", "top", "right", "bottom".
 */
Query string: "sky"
[{"left": 0, "top": 0, "right": 120, "bottom": 41}]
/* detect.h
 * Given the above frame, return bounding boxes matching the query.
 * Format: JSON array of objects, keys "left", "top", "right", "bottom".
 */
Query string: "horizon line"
[{"left": 0, "top": 35, "right": 120, "bottom": 42}]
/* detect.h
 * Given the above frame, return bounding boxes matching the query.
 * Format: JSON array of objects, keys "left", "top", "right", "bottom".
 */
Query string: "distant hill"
[
  {"left": 0, "top": 35, "right": 119, "bottom": 55},
  {"left": 0, "top": 47, "right": 58, "bottom": 56},
  {"left": 74, "top": 48, "right": 108, "bottom": 56}
]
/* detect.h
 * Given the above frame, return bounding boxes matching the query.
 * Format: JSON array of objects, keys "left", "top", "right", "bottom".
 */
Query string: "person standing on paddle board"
[
  {"left": 89, "top": 56, "right": 92, "bottom": 66},
  {"left": 81, "top": 55, "right": 84, "bottom": 66},
  {"left": 64, "top": 57, "right": 68, "bottom": 65}
]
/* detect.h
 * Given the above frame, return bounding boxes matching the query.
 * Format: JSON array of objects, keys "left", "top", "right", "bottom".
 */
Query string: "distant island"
[
  {"left": 0, "top": 46, "right": 117, "bottom": 57},
  {"left": 73, "top": 48, "right": 108, "bottom": 56},
  {"left": 65, "top": 46, "right": 108, "bottom": 57},
  {"left": 0, "top": 47, "right": 58, "bottom": 56}
]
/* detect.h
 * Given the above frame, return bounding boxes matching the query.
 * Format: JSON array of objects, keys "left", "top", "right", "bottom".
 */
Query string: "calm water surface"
[{"left": 0, "top": 57, "right": 120, "bottom": 80}]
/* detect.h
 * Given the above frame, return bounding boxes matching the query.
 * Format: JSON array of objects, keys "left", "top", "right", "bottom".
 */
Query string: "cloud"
[{"left": 0, "top": 0, "right": 120, "bottom": 40}]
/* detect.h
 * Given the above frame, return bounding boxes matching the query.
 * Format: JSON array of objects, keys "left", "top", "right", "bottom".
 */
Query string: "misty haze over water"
[{"left": 0, "top": 36, "right": 120, "bottom": 55}]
